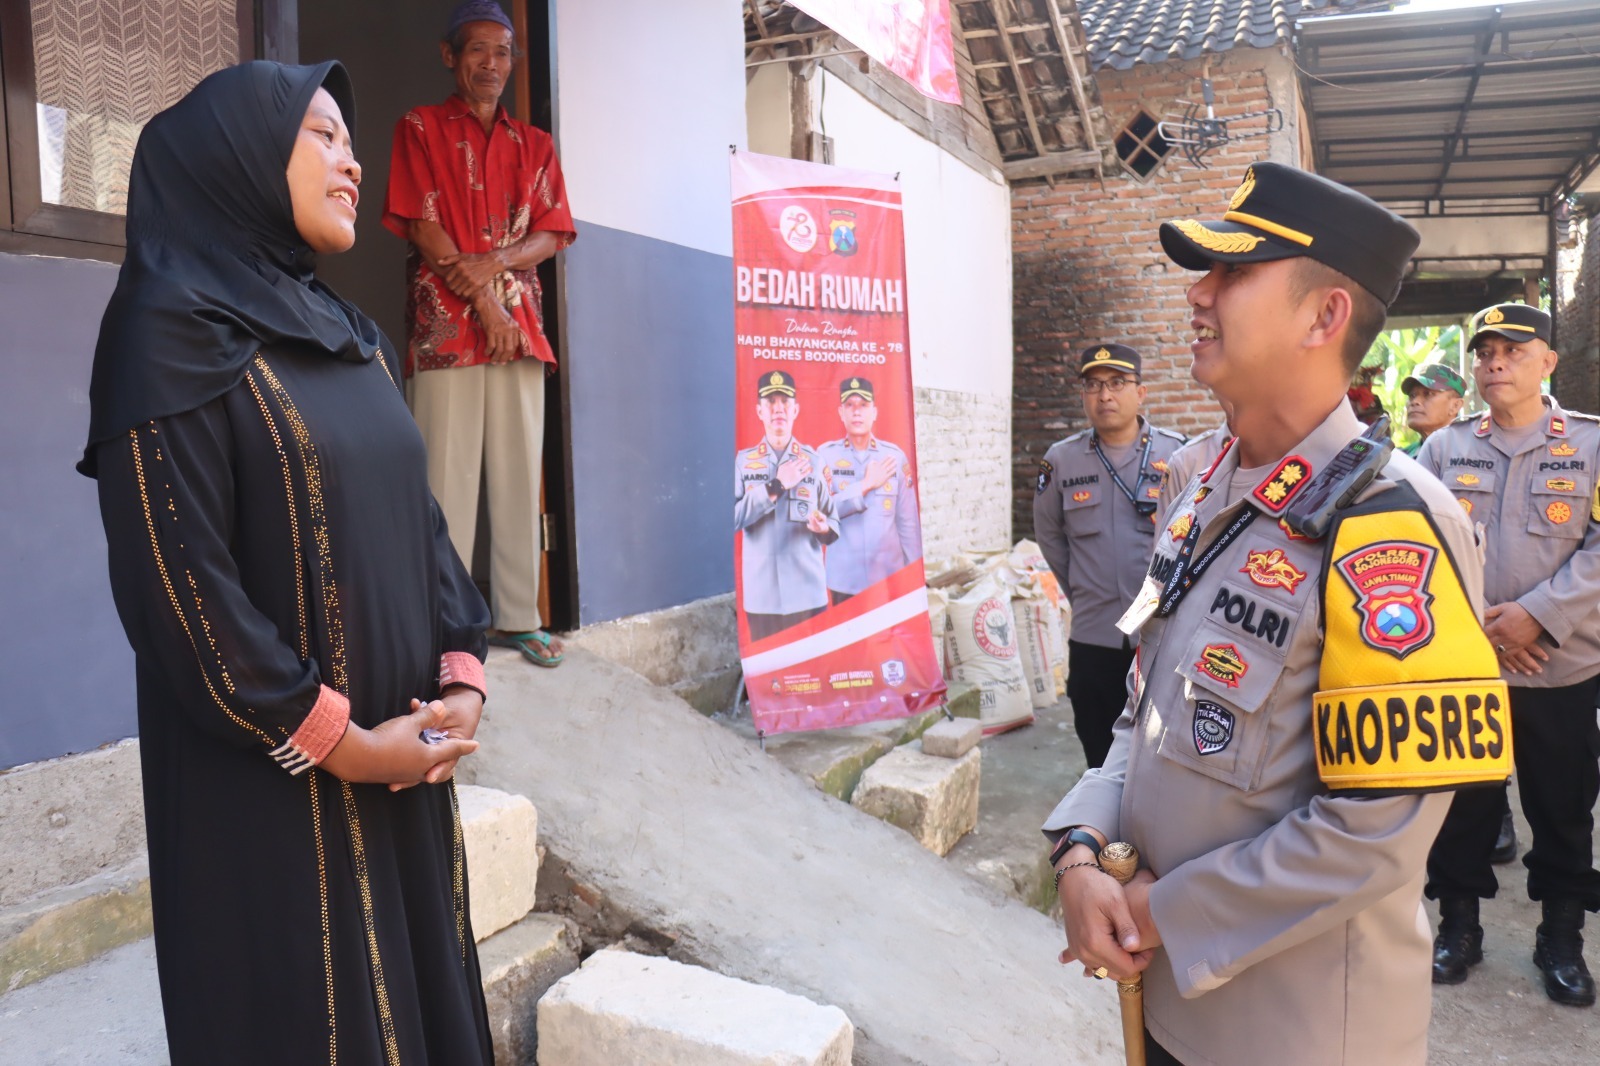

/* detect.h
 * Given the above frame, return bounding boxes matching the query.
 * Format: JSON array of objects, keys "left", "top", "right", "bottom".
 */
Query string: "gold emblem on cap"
[
  {"left": 1484, "top": 307, "right": 1505, "bottom": 325},
  {"left": 769, "top": 371, "right": 784, "bottom": 385},
  {"left": 1172, "top": 218, "right": 1265, "bottom": 254},
  {"left": 851, "top": 378, "right": 860, "bottom": 388},
  {"left": 1229, "top": 167, "right": 1256, "bottom": 211},
  {"left": 1093, "top": 348, "right": 1111, "bottom": 361}
]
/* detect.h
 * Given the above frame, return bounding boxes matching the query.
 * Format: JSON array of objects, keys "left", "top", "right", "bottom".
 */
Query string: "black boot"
[
  {"left": 1534, "top": 899, "right": 1596, "bottom": 1007},
  {"left": 1433, "top": 897, "right": 1484, "bottom": 985},
  {"left": 1490, "top": 811, "right": 1518, "bottom": 864}
]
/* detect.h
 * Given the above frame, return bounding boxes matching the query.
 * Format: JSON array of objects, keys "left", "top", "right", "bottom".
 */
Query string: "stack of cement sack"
[{"left": 925, "top": 541, "right": 1071, "bottom": 735}]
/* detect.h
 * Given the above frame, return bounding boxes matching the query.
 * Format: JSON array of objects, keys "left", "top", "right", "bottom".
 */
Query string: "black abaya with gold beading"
[{"left": 84, "top": 61, "right": 494, "bottom": 1066}]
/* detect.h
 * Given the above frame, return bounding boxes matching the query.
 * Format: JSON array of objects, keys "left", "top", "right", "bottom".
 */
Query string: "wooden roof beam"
[
  {"left": 1045, "top": 0, "right": 1100, "bottom": 170},
  {"left": 989, "top": 0, "right": 1045, "bottom": 158}
]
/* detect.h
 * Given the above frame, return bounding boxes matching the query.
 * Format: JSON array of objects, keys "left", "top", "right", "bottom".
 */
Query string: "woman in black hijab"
[{"left": 83, "top": 61, "right": 496, "bottom": 1065}]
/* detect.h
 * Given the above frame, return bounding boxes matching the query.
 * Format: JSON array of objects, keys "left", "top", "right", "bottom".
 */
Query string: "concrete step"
[
  {"left": 0, "top": 857, "right": 150, "bottom": 996},
  {"left": 537, "top": 949, "right": 852, "bottom": 1066},
  {"left": 0, "top": 780, "right": 537, "bottom": 995},
  {"left": 0, "top": 911, "right": 581, "bottom": 1066},
  {"left": 466, "top": 647, "right": 1122, "bottom": 1065}
]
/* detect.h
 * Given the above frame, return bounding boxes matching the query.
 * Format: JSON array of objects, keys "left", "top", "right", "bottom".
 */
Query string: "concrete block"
[
  {"left": 851, "top": 747, "right": 980, "bottom": 856},
  {"left": 536, "top": 950, "right": 852, "bottom": 1066},
  {"left": 944, "top": 681, "right": 981, "bottom": 720},
  {"left": 0, "top": 739, "right": 146, "bottom": 908},
  {"left": 478, "top": 912, "right": 581, "bottom": 1066},
  {"left": 459, "top": 785, "right": 539, "bottom": 942},
  {"left": 920, "top": 718, "right": 982, "bottom": 759}
]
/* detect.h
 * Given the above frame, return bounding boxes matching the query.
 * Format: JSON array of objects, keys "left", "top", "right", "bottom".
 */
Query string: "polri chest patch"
[{"left": 1193, "top": 701, "right": 1234, "bottom": 755}]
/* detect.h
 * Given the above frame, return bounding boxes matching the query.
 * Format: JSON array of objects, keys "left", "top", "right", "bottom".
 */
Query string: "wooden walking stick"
[{"left": 1098, "top": 841, "right": 1146, "bottom": 1066}]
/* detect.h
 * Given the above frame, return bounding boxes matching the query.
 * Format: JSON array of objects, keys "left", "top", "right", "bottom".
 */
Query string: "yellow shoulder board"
[{"left": 1315, "top": 484, "right": 1511, "bottom": 795}]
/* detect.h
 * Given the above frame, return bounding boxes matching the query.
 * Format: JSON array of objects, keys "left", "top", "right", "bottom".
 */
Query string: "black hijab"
[{"left": 79, "top": 60, "right": 383, "bottom": 476}]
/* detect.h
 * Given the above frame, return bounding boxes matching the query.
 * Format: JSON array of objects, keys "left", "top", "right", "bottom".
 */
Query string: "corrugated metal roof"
[{"left": 1298, "top": 0, "right": 1600, "bottom": 210}]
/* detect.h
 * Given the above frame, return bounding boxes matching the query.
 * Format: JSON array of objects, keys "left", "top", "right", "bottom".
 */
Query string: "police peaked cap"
[
  {"left": 757, "top": 369, "right": 797, "bottom": 399},
  {"left": 1077, "top": 344, "right": 1141, "bottom": 376},
  {"left": 839, "top": 377, "right": 875, "bottom": 402},
  {"left": 1159, "top": 162, "right": 1421, "bottom": 306},
  {"left": 1467, "top": 303, "right": 1552, "bottom": 351}
]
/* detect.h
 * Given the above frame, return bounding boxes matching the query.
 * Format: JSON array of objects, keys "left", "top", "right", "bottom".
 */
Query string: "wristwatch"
[{"left": 1050, "top": 827, "right": 1104, "bottom": 867}]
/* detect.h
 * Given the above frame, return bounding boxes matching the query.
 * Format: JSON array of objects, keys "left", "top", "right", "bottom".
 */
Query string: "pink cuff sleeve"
[
  {"left": 270, "top": 685, "right": 351, "bottom": 775},
  {"left": 440, "top": 652, "right": 487, "bottom": 699}
]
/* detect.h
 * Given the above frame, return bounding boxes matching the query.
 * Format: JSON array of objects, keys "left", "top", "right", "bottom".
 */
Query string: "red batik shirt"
[{"left": 383, "top": 95, "right": 576, "bottom": 376}]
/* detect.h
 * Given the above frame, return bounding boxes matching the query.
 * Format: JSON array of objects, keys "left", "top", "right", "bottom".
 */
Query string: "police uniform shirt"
[
  {"left": 1155, "top": 420, "right": 1231, "bottom": 527},
  {"left": 814, "top": 436, "right": 922, "bottom": 595},
  {"left": 1045, "top": 402, "right": 1504, "bottom": 1066},
  {"left": 734, "top": 437, "right": 839, "bottom": 616},
  {"left": 1033, "top": 419, "right": 1186, "bottom": 648},
  {"left": 1417, "top": 397, "right": 1600, "bottom": 688}
]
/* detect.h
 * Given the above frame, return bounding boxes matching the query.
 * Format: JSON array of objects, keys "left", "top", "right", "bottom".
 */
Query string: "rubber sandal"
[{"left": 488, "top": 630, "right": 564, "bottom": 667}]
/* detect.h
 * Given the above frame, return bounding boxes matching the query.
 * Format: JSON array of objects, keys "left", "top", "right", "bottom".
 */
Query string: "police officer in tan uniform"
[
  {"left": 1154, "top": 412, "right": 1231, "bottom": 527},
  {"left": 735, "top": 370, "right": 840, "bottom": 641},
  {"left": 1033, "top": 344, "right": 1186, "bottom": 768},
  {"left": 1044, "top": 163, "right": 1510, "bottom": 1066},
  {"left": 1419, "top": 303, "right": 1600, "bottom": 1007}
]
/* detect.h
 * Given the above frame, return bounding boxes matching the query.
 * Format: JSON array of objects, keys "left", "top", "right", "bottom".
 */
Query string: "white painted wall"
[
  {"left": 553, "top": 0, "right": 746, "bottom": 256},
  {"left": 816, "top": 71, "right": 1013, "bottom": 402}
]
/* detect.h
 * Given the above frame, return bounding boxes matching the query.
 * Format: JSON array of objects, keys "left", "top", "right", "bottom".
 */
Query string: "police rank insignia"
[
  {"left": 1252, "top": 456, "right": 1311, "bottom": 511},
  {"left": 1195, "top": 643, "right": 1249, "bottom": 688},
  {"left": 1193, "top": 701, "right": 1235, "bottom": 755},
  {"left": 1240, "top": 547, "right": 1307, "bottom": 594},
  {"left": 1547, "top": 500, "right": 1573, "bottom": 524},
  {"left": 1334, "top": 541, "right": 1437, "bottom": 659},
  {"left": 1035, "top": 459, "right": 1052, "bottom": 495}
]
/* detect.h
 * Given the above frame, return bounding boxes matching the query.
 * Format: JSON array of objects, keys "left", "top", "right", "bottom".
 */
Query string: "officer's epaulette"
[
  {"left": 1564, "top": 410, "right": 1600, "bottom": 425},
  {"left": 1063, "top": 428, "right": 1092, "bottom": 444},
  {"left": 1152, "top": 426, "right": 1187, "bottom": 443}
]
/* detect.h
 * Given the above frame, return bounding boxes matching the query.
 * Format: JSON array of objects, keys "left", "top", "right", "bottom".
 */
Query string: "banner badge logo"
[
  {"left": 829, "top": 209, "right": 859, "bottom": 256},
  {"left": 779, "top": 205, "right": 817, "bottom": 253},
  {"left": 881, "top": 659, "right": 906, "bottom": 686},
  {"left": 1335, "top": 540, "right": 1438, "bottom": 658}
]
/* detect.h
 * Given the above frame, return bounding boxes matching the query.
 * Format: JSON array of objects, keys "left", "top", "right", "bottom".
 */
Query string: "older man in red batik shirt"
[{"left": 384, "top": 0, "right": 575, "bottom": 667}]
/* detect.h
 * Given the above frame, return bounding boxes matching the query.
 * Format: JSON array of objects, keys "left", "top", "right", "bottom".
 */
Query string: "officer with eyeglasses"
[{"left": 1033, "top": 344, "right": 1186, "bottom": 767}]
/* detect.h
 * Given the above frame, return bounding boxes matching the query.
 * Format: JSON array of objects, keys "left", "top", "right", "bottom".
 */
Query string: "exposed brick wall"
[
  {"left": 1010, "top": 50, "right": 1302, "bottom": 536},
  {"left": 914, "top": 385, "right": 1012, "bottom": 559},
  {"left": 1555, "top": 205, "right": 1600, "bottom": 415}
]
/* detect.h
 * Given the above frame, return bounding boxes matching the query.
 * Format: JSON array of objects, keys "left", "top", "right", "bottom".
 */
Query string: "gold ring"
[{"left": 1093, "top": 966, "right": 1109, "bottom": 980}]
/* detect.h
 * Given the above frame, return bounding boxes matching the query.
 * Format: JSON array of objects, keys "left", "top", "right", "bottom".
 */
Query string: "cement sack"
[
  {"left": 927, "top": 587, "right": 949, "bottom": 679},
  {"left": 1011, "top": 593, "right": 1058, "bottom": 710},
  {"left": 945, "top": 577, "right": 1033, "bottom": 733}
]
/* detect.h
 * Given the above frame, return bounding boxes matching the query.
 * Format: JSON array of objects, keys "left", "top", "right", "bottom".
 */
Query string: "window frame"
[
  {"left": 0, "top": 0, "right": 267, "bottom": 261},
  {"left": 1112, "top": 107, "right": 1173, "bottom": 183}
]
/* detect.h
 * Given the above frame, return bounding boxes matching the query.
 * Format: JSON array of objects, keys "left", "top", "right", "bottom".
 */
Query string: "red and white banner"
[
  {"left": 788, "top": 0, "right": 961, "bottom": 104},
  {"left": 731, "top": 150, "right": 945, "bottom": 735}
]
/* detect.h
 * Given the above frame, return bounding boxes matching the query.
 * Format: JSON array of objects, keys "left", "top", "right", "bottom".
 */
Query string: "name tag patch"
[
  {"left": 1193, "top": 701, "right": 1234, "bottom": 755},
  {"left": 1315, "top": 681, "right": 1513, "bottom": 792}
]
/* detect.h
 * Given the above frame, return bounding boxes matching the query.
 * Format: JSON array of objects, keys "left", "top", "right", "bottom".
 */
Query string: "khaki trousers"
[{"left": 408, "top": 359, "right": 545, "bottom": 631}]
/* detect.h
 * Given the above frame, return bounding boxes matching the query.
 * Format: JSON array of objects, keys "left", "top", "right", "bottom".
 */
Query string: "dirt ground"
[{"left": 962, "top": 695, "right": 1600, "bottom": 1065}]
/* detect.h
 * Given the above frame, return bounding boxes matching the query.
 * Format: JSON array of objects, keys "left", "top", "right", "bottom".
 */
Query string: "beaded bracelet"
[{"left": 1053, "top": 860, "right": 1106, "bottom": 892}]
